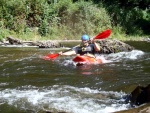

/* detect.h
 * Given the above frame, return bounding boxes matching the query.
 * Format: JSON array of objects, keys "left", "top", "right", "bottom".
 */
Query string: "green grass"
[{"left": 1, "top": 27, "right": 147, "bottom": 42}]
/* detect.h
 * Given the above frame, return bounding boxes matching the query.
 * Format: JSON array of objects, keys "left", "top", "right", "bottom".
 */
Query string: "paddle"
[
  {"left": 43, "top": 29, "right": 111, "bottom": 60},
  {"left": 94, "top": 29, "right": 111, "bottom": 39}
]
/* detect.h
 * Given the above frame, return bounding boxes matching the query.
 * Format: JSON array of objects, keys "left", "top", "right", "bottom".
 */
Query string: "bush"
[{"left": 46, "top": 0, "right": 112, "bottom": 39}]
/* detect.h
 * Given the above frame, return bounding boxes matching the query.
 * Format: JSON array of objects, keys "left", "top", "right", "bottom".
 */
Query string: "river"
[{"left": 0, "top": 41, "right": 149, "bottom": 113}]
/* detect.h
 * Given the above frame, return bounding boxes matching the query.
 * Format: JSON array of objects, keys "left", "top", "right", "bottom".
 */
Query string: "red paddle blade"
[
  {"left": 42, "top": 53, "right": 59, "bottom": 60},
  {"left": 94, "top": 29, "right": 111, "bottom": 39}
]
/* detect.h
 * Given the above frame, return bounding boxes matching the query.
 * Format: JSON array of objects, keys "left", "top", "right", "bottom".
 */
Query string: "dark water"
[{"left": 0, "top": 41, "right": 150, "bottom": 113}]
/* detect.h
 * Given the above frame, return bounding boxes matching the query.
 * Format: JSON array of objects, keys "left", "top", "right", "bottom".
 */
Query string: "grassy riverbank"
[{"left": 1, "top": 27, "right": 149, "bottom": 42}]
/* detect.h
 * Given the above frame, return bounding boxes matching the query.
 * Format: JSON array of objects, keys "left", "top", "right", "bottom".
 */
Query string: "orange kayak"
[{"left": 73, "top": 55, "right": 102, "bottom": 66}]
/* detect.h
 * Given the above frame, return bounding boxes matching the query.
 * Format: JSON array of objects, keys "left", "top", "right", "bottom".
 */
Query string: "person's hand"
[
  {"left": 89, "top": 37, "right": 94, "bottom": 44},
  {"left": 90, "top": 37, "right": 95, "bottom": 43}
]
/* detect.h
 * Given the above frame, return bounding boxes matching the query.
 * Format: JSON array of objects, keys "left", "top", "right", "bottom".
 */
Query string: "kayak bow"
[{"left": 73, "top": 55, "right": 102, "bottom": 66}]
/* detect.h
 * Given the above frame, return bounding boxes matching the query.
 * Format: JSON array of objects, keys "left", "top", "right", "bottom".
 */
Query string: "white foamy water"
[
  {"left": 29, "top": 49, "right": 145, "bottom": 71},
  {"left": 106, "top": 50, "right": 144, "bottom": 61},
  {"left": 60, "top": 50, "right": 144, "bottom": 66},
  {"left": 60, "top": 55, "right": 111, "bottom": 67},
  {"left": 0, "top": 85, "right": 129, "bottom": 113},
  {"left": 96, "top": 55, "right": 111, "bottom": 63},
  {"left": 61, "top": 59, "right": 76, "bottom": 67}
]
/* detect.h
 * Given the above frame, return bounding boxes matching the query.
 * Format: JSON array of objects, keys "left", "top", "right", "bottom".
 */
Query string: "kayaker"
[{"left": 59, "top": 34, "right": 100, "bottom": 57}]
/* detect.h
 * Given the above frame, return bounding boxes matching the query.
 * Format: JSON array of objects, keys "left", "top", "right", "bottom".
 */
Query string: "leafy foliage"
[
  {"left": 0, "top": 0, "right": 149, "bottom": 40},
  {"left": 96, "top": 0, "right": 150, "bottom": 35}
]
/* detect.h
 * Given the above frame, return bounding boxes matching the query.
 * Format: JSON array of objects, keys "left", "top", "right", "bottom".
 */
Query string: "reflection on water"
[{"left": 0, "top": 45, "right": 150, "bottom": 113}]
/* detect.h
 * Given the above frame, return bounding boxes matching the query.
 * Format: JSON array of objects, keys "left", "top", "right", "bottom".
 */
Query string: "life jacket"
[{"left": 76, "top": 44, "right": 95, "bottom": 55}]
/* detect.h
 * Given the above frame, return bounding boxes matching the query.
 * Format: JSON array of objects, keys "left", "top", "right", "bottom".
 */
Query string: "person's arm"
[
  {"left": 90, "top": 38, "right": 100, "bottom": 51},
  {"left": 59, "top": 50, "right": 76, "bottom": 56},
  {"left": 59, "top": 45, "right": 80, "bottom": 56},
  {"left": 93, "top": 41, "right": 100, "bottom": 51}
]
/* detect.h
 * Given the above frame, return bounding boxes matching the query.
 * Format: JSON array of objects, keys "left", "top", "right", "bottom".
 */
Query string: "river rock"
[
  {"left": 38, "top": 40, "right": 63, "bottom": 48},
  {"left": 125, "top": 84, "right": 150, "bottom": 106},
  {"left": 6, "top": 36, "right": 22, "bottom": 45},
  {"left": 96, "top": 39, "right": 134, "bottom": 54},
  {"left": 2, "top": 36, "right": 63, "bottom": 48},
  {"left": 1, "top": 36, "right": 134, "bottom": 53},
  {"left": 114, "top": 84, "right": 150, "bottom": 113},
  {"left": 114, "top": 103, "right": 150, "bottom": 113}
]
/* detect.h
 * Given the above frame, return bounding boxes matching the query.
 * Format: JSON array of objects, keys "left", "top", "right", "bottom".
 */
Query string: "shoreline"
[{"left": 0, "top": 36, "right": 149, "bottom": 48}]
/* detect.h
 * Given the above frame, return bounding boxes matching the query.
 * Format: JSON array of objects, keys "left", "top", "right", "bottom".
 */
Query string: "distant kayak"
[{"left": 73, "top": 55, "right": 102, "bottom": 66}]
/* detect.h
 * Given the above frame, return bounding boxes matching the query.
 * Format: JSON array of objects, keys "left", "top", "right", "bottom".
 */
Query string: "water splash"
[
  {"left": 0, "top": 85, "right": 129, "bottom": 113},
  {"left": 61, "top": 59, "right": 76, "bottom": 67},
  {"left": 106, "top": 50, "right": 144, "bottom": 61}
]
